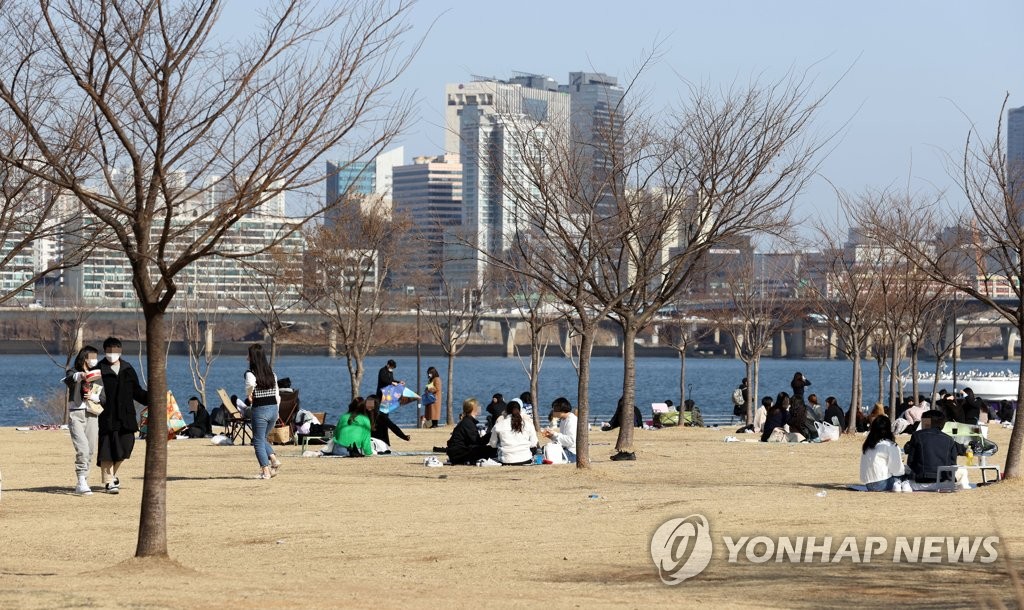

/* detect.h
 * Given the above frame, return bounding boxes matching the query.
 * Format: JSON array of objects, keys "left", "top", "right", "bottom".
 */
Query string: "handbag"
[
  {"left": 422, "top": 391, "right": 437, "bottom": 406},
  {"left": 84, "top": 399, "right": 104, "bottom": 416},
  {"left": 267, "top": 420, "right": 291, "bottom": 444}
]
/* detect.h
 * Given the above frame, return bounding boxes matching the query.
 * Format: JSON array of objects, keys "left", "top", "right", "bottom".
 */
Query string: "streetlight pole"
[{"left": 416, "top": 298, "right": 422, "bottom": 428}]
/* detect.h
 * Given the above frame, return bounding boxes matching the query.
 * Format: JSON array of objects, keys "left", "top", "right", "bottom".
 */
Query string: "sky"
[{"left": 225, "top": 0, "right": 1024, "bottom": 238}]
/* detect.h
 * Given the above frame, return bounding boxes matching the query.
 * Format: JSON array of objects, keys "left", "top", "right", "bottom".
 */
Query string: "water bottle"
[{"left": 534, "top": 453, "right": 543, "bottom": 465}]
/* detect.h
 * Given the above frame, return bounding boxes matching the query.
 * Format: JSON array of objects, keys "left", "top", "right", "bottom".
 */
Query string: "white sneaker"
[
  {"left": 892, "top": 482, "right": 903, "bottom": 493},
  {"left": 74, "top": 477, "right": 92, "bottom": 496},
  {"left": 476, "top": 458, "right": 502, "bottom": 467},
  {"left": 423, "top": 456, "right": 442, "bottom": 468},
  {"left": 901, "top": 480, "right": 913, "bottom": 493}
]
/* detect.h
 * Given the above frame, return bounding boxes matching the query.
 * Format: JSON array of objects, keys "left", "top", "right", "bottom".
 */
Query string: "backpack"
[{"left": 731, "top": 388, "right": 744, "bottom": 406}]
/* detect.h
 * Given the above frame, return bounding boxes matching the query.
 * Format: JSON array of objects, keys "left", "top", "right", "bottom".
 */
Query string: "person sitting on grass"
[
  {"left": 184, "top": 396, "right": 212, "bottom": 438},
  {"left": 682, "top": 399, "right": 704, "bottom": 427},
  {"left": 329, "top": 397, "right": 373, "bottom": 457},
  {"left": 760, "top": 399, "right": 786, "bottom": 442},
  {"left": 602, "top": 396, "right": 643, "bottom": 431},
  {"left": 488, "top": 398, "right": 537, "bottom": 465},
  {"left": 904, "top": 410, "right": 966, "bottom": 484},
  {"left": 860, "top": 415, "right": 910, "bottom": 492},
  {"left": 541, "top": 397, "right": 577, "bottom": 463},
  {"left": 446, "top": 398, "right": 497, "bottom": 465}
]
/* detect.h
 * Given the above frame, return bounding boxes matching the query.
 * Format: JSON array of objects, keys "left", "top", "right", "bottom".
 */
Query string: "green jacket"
[{"left": 334, "top": 413, "right": 372, "bottom": 456}]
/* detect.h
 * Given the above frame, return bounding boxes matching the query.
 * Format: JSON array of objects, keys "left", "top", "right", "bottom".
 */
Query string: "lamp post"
[{"left": 416, "top": 297, "right": 422, "bottom": 428}]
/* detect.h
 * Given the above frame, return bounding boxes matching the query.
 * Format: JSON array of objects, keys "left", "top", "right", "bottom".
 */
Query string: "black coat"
[
  {"left": 98, "top": 359, "right": 148, "bottom": 435},
  {"left": 190, "top": 405, "right": 212, "bottom": 437},
  {"left": 791, "top": 377, "right": 811, "bottom": 400},
  {"left": 905, "top": 427, "right": 965, "bottom": 482},
  {"left": 606, "top": 405, "right": 643, "bottom": 430},
  {"left": 823, "top": 404, "right": 845, "bottom": 427},
  {"left": 376, "top": 365, "right": 394, "bottom": 396},
  {"left": 446, "top": 416, "right": 486, "bottom": 462},
  {"left": 370, "top": 410, "right": 409, "bottom": 447}
]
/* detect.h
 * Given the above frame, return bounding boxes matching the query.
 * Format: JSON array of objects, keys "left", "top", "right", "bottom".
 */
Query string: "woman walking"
[
  {"left": 422, "top": 366, "right": 442, "bottom": 428},
  {"left": 64, "top": 345, "right": 102, "bottom": 495},
  {"left": 245, "top": 344, "right": 282, "bottom": 479},
  {"left": 97, "top": 337, "right": 147, "bottom": 494}
]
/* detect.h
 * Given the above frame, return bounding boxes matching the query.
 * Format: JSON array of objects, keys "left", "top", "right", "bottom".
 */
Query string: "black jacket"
[
  {"left": 190, "top": 405, "right": 212, "bottom": 437},
  {"left": 446, "top": 416, "right": 486, "bottom": 462},
  {"left": 905, "top": 427, "right": 965, "bottom": 482},
  {"left": 376, "top": 365, "right": 394, "bottom": 397},
  {"left": 962, "top": 396, "right": 984, "bottom": 425},
  {"left": 823, "top": 404, "right": 845, "bottom": 428},
  {"left": 791, "top": 377, "right": 811, "bottom": 400},
  {"left": 370, "top": 410, "right": 409, "bottom": 447},
  {"left": 98, "top": 359, "right": 148, "bottom": 434},
  {"left": 606, "top": 405, "right": 643, "bottom": 430}
]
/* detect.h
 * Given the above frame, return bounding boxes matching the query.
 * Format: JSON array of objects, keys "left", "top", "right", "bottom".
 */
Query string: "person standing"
[
  {"left": 421, "top": 366, "right": 442, "bottom": 428},
  {"left": 790, "top": 372, "right": 811, "bottom": 401},
  {"left": 245, "top": 344, "right": 282, "bottom": 479},
  {"left": 97, "top": 337, "right": 148, "bottom": 494},
  {"left": 64, "top": 345, "right": 102, "bottom": 495},
  {"left": 376, "top": 359, "right": 398, "bottom": 400}
]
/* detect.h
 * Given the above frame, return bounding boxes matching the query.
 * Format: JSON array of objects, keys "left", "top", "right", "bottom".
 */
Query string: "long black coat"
[{"left": 98, "top": 359, "right": 148, "bottom": 435}]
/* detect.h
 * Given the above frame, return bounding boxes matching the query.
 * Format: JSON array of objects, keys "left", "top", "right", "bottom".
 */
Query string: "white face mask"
[
  {"left": 86, "top": 358, "right": 98, "bottom": 368},
  {"left": 106, "top": 353, "right": 121, "bottom": 364}
]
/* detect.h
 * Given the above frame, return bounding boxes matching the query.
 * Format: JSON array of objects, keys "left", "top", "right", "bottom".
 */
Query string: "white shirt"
[
  {"left": 753, "top": 405, "right": 767, "bottom": 432},
  {"left": 551, "top": 412, "right": 577, "bottom": 453},
  {"left": 859, "top": 439, "right": 906, "bottom": 484},
  {"left": 244, "top": 371, "right": 280, "bottom": 404},
  {"left": 488, "top": 415, "right": 538, "bottom": 464}
]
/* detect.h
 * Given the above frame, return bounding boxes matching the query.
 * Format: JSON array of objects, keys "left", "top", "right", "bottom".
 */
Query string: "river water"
[{"left": 5, "top": 354, "right": 1017, "bottom": 428}]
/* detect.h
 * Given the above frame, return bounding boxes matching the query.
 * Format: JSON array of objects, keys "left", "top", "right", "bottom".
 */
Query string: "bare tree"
[
  {"left": 0, "top": 0, "right": 416, "bottom": 557},
  {"left": 424, "top": 274, "right": 481, "bottom": 425},
  {"left": 658, "top": 315, "right": 711, "bottom": 414},
  {"left": 302, "top": 209, "right": 409, "bottom": 399},
  {"left": 181, "top": 294, "right": 220, "bottom": 409},
  {"left": 713, "top": 255, "right": 805, "bottom": 425},
  {"left": 234, "top": 246, "right": 303, "bottom": 367}
]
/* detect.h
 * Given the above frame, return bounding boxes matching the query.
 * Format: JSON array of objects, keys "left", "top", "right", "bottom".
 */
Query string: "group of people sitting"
[
  {"left": 322, "top": 394, "right": 411, "bottom": 457},
  {"left": 444, "top": 395, "right": 578, "bottom": 466},
  {"left": 860, "top": 409, "right": 976, "bottom": 491},
  {"left": 599, "top": 397, "right": 704, "bottom": 431}
]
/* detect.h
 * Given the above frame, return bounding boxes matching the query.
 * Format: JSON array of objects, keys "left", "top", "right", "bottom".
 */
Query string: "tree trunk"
[
  {"left": 530, "top": 328, "right": 542, "bottom": 430},
  {"left": 747, "top": 358, "right": 756, "bottom": 425},
  {"left": 615, "top": 324, "right": 637, "bottom": 453},
  {"left": 888, "top": 341, "right": 899, "bottom": 419},
  {"left": 910, "top": 345, "right": 920, "bottom": 404},
  {"left": 1004, "top": 333, "right": 1024, "bottom": 478},
  {"left": 678, "top": 348, "right": 687, "bottom": 408},
  {"left": 445, "top": 348, "right": 455, "bottom": 425},
  {"left": 874, "top": 352, "right": 885, "bottom": 404},
  {"left": 345, "top": 352, "right": 363, "bottom": 400},
  {"left": 847, "top": 344, "right": 862, "bottom": 433},
  {"left": 575, "top": 327, "right": 596, "bottom": 469},
  {"left": 136, "top": 309, "right": 168, "bottom": 558},
  {"left": 269, "top": 332, "right": 278, "bottom": 368}
]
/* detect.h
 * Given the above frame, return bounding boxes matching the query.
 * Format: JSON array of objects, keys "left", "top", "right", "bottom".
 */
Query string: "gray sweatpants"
[{"left": 68, "top": 409, "right": 98, "bottom": 477}]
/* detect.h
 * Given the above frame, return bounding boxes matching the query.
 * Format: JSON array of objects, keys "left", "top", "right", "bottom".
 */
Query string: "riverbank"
[{"left": 0, "top": 424, "right": 1021, "bottom": 608}]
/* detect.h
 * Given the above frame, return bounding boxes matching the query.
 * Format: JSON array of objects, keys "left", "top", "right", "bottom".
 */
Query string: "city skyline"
[{"left": 221, "top": 1, "right": 1024, "bottom": 236}]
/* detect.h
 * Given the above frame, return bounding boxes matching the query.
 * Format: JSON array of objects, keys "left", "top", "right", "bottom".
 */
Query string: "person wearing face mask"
[
  {"left": 97, "top": 337, "right": 148, "bottom": 494},
  {"left": 63, "top": 345, "right": 103, "bottom": 495}
]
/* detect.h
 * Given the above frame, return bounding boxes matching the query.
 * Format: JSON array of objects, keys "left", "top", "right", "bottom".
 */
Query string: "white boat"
[{"left": 902, "top": 370, "right": 1020, "bottom": 402}]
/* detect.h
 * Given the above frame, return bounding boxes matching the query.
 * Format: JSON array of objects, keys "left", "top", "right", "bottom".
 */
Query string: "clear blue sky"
[{"left": 228, "top": 0, "right": 1024, "bottom": 234}]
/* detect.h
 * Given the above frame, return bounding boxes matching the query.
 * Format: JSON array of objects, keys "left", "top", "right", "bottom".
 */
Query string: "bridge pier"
[
  {"left": 198, "top": 321, "right": 215, "bottom": 358},
  {"left": 942, "top": 320, "right": 962, "bottom": 360},
  {"left": 1001, "top": 327, "right": 1019, "bottom": 360},
  {"left": 786, "top": 320, "right": 806, "bottom": 359},
  {"left": 772, "top": 330, "right": 787, "bottom": 358},
  {"left": 729, "top": 333, "right": 743, "bottom": 359},
  {"left": 500, "top": 320, "right": 519, "bottom": 357},
  {"left": 827, "top": 328, "right": 839, "bottom": 359},
  {"left": 558, "top": 322, "right": 573, "bottom": 357},
  {"left": 56, "top": 320, "right": 85, "bottom": 354}
]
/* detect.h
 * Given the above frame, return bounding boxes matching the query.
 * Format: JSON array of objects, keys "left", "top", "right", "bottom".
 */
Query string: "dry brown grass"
[{"left": 0, "top": 424, "right": 1022, "bottom": 608}]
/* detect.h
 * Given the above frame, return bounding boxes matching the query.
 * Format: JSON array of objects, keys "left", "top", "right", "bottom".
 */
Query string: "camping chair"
[
  {"left": 270, "top": 389, "right": 300, "bottom": 445},
  {"left": 296, "top": 412, "right": 330, "bottom": 452},
  {"left": 217, "top": 388, "right": 251, "bottom": 446}
]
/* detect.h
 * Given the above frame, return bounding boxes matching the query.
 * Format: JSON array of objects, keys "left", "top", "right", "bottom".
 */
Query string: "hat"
[{"left": 507, "top": 398, "right": 523, "bottom": 410}]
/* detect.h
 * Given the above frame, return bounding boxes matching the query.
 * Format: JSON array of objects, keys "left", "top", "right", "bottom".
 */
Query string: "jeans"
[
  {"left": 865, "top": 476, "right": 896, "bottom": 492},
  {"left": 68, "top": 409, "right": 98, "bottom": 477},
  {"left": 251, "top": 404, "right": 278, "bottom": 468}
]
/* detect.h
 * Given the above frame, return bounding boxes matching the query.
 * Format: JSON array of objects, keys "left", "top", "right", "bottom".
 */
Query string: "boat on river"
[{"left": 902, "top": 370, "right": 1020, "bottom": 402}]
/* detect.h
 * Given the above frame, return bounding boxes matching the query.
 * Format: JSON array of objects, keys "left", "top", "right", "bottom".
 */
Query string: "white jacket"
[
  {"left": 859, "top": 439, "right": 906, "bottom": 484},
  {"left": 488, "top": 415, "right": 538, "bottom": 464},
  {"left": 550, "top": 413, "right": 577, "bottom": 453}
]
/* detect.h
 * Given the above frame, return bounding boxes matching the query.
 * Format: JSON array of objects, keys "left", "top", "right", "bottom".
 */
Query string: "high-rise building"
[
  {"left": 392, "top": 154, "right": 462, "bottom": 294},
  {"left": 1009, "top": 105, "right": 1024, "bottom": 163},
  {"left": 560, "top": 72, "right": 625, "bottom": 208},
  {"left": 325, "top": 147, "right": 404, "bottom": 223}
]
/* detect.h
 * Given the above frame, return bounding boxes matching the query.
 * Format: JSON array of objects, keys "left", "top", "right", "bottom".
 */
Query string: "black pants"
[{"left": 448, "top": 445, "right": 496, "bottom": 465}]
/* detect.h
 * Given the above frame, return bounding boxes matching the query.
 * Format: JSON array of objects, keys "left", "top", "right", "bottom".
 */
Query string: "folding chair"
[
  {"left": 217, "top": 388, "right": 252, "bottom": 446},
  {"left": 270, "top": 389, "right": 300, "bottom": 445},
  {"left": 297, "top": 412, "right": 330, "bottom": 452}
]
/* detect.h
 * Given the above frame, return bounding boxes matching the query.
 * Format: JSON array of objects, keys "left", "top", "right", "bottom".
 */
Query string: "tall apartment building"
[
  {"left": 560, "top": 72, "right": 625, "bottom": 208},
  {"left": 391, "top": 154, "right": 462, "bottom": 294},
  {"left": 325, "top": 147, "right": 404, "bottom": 223},
  {"left": 1009, "top": 105, "right": 1024, "bottom": 163}
]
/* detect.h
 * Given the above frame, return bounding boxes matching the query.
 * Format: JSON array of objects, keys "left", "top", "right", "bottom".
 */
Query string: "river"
[{"left": 5, "top": 354, "right": 1017, "bottom": 428}]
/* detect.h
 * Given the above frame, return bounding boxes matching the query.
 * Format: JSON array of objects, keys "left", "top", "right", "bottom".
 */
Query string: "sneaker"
[
  {"left": 423, "top": 456, "right": 443, "bottom": 468},
  {"left": 105, "top": 482, "right": 119, "bottom": 494},
  {"left": 901, "top": 480, "right": 914, "bottom": 493},
  {"left": 476, "top": 458, "right": 502, "bottom": 467},
  {"left": 255, "top": 472, "right": 272, "bottom": 480},
  {"left": 74, "top": 479, "right": 93, "bottom": 496},
  {"left": 892, "top": 482, "right": 903, "bottom": 493},
  {"left": 609, "top": 451, "right": 636, "bottom": 461}
]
